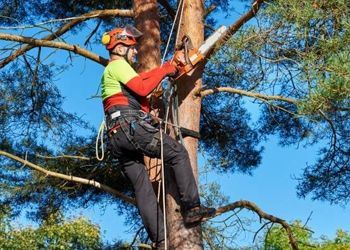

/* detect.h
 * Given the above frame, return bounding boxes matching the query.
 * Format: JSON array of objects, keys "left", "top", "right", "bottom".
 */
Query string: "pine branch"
[
  {"left": 158, "top": 0, "right": 175, "bottom": 17},
  {"left": 0, "top": 33, "right": 108, "bottom": 66},
  {"left": 0, "top": 150, "right": 135, "bottom": 205},
  {"left": 204, "top": 4, "right": 217, "bottom": 18},
  {"left": 195, "top": 86, "right": 297, "bottom": 104},
  {"left": 206, "top": 0, "right": 267, "bottom": 59},
  {"left": 0, "top": 9, "right": 133, "bottom": 68}
]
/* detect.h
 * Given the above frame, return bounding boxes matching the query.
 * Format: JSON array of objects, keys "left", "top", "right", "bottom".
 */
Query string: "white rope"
[
  {"left": 156, "top": 82, "right": 172, "bottom": 250},
  {"left": 155, "top": 2, "right": 186, "bottom": 249},
  {"left": 161, "top": 0, "right": 184, "bottom": 65},
  {"left": 175, "top": 0, "right": 186, "bottom": 45},
  {"left": 159, "top": 121, "right": 168, "bottom": 250},
  {"left": 96, "top": 120, "right": 106, "bottom": 161},
  {"left": 166, "top": 0, "right": 185, "bottom": 144}
]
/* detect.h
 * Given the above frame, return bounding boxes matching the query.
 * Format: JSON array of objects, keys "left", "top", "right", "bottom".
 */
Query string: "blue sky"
[{"left": 5, "top": 0, "right": 350, "bottom": 246}]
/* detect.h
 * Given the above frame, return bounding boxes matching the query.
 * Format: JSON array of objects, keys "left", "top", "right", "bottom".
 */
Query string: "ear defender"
[{"left": 102, "top": 32, "right": 111, "bottom": 45}]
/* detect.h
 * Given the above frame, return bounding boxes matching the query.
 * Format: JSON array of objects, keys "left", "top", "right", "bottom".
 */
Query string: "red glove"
[{"left": 161, "top": 61, "right": 178, "bottom": 77}]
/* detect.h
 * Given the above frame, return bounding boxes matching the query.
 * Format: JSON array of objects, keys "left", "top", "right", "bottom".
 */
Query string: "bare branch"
[
  {"left": 158, "top": 0, "right": 176, "bottom": 17},
  {"left": 303, "top": 211, "right": 313, "bottom": 230},
  {"left": 253, "top": 221, "right": 271, "bottom": 242},
  {"left": 36, "top": 154, "right": 91, "bottom": 161},
  {"left": 318, "top": 109, "right": 337, "bottom": 156},
  {"left": 205, "top": 200, "right": 299, "bottom": 250},
  {"left": 334, "top": 106, "right": 350, "bottom": 111},
  {"left": 195, "top": 86, "right": 297, "bottom": 104},
  {"left": 0, "top": 150, "right": 135, "bottom": 205},
  {"left": 0, "top": 33, "right": 108, "bottom": 66},
  {"left": 0, "top": 9, "right": 133, "bottom": 68},
  {"left": 206, "top": 0, "right": 267, "bottom": 59},
  {"left": 204, "top": 4, "right": 217, "bottom": 18},
  {"left": 84, "top": 19, "right": 102, "bottom": 46},
  {"left": 130, "top": 227, "right": 145, "bottom": 247},
  {"left": 0, "top": 10, "right": 134, "bottom": 30}
]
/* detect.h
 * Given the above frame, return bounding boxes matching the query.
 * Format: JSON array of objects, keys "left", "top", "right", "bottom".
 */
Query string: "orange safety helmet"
[{"left": 102, "top": 25, "right": 143, "bottom": 50}]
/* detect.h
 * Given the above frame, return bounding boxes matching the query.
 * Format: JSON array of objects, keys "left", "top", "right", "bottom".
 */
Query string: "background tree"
[
  {"left": 0, "top": 0, "right": 349, "bottom": 249},
  {"left": 264, "top": 221, "right": 350, "bottom": 250},
  {"left": 0, "top": 207, "right": 102, "bottom": 249}
]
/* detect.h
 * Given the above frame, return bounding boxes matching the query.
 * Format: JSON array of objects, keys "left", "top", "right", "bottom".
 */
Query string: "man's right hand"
[{"left": 161, "top": 61, "right": 178, "bottom": 77}]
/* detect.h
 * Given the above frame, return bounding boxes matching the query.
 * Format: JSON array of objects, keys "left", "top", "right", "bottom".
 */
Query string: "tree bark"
[
  {"left": 166, "top": 0, "right": 205, "bottom": 249},
  {"left": 133, "top": 0, "right": 163, "bottom": 182},
  {"left": 133, "top": 0, "right": 204, "bottom": 248},
  {"left": 133, "top": 0, "right": 161, "bottom": 71}
]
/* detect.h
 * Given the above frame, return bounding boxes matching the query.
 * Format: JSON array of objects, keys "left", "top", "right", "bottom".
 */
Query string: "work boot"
[
  {"left": 183, "top": 205, "right": 216, "bottom": 226},
  {"left": 152, "top": 240, "right": 165, "bottom": 250}
]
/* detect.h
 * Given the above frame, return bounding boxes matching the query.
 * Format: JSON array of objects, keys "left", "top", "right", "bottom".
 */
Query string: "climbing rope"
[
  {"left": 161, "top": 0, "right": 185, "bottom": 65},
  {"left": 156, "top": 1, "right": 185, "bottom": 249},
  {"left": 159, "top": 120, "right": 168, "bottom": 250},
  {"left": 95, "top": 119, "right": 107, "bottom": 161}
]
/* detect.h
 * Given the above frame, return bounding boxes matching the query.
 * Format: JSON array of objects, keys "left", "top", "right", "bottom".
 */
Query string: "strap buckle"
[
  {"left": 110, "top": 110, "right": 121, "bottom": 120},
  {"left": 137, "top": 110, "right": 148, "bottom": 120}
]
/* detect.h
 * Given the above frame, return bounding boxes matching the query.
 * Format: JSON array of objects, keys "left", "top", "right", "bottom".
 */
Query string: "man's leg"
[
  {"left": 132, "top": 120, "right": 214, "bottom": 225},
  {"left": 161, "top": 134, "right": 201, "bottom": 210},
  {"left": 132, "top": 121, "right": 200, "bottom": 209},
  {"left": 121, "top": 156, "right": 164, "bottom": 243}
]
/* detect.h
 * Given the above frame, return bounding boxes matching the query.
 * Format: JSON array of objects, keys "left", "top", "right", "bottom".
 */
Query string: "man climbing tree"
[{"left": 100, "top": 25, "right": 215, "bottom": 249}]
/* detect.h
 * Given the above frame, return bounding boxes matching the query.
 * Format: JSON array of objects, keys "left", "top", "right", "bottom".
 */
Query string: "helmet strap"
[{"left": 124, "top": 46, "right": 132, "bottom": 63}]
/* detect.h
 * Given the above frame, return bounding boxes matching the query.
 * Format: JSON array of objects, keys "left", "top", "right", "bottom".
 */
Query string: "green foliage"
[
  {"left": 321, "top": 229, "right": 350, "bottom": 250},
  {"left": 0, "top": 210, "right": 102, "bottom": 250},
  {"left": 200, "top": 0, "right": 350, "bottom": 204},
  {"left": 265, "top": 221, "right": 313, "bottom": 250},
  {"left": 264, "top": 220, "right": 350, "bottom": 250},
  {"left": 264, "top": 0, "right": 350, "bottom": 114}
]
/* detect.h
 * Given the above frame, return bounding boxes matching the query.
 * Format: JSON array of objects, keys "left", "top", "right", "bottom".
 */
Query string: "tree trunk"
[
  {"left": 133, "top": 0, "right": 161, "bottom": 71},
  {"left": 133, "top": 0, "right": 204, "bottom": 248},
  {"left": 166, "top": 0, "right": 205, "bottom": 249},
  {"left": 133, "top": 0, "right": 163, "bottom": 182}
]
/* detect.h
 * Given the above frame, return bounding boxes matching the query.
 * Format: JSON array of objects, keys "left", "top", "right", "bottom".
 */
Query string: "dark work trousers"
[{"left": 108, "top": 116, "right": 200, "bottom": 243}]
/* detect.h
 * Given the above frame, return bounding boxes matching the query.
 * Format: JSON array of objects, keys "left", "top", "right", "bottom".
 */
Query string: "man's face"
[
  {"left": 126, "top": 46, "right": 137, "bottom": 64},
  {"left": 112, "top": 44, "right": 137, "bottom": 64}
]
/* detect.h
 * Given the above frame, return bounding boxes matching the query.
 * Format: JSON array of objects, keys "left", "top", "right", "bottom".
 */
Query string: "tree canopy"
[
  {"left": 201, "top": 0, "right": 350, "bottom": 205},
  {"left": 0, "top": 0, "right": 349, "bottom": 248}
]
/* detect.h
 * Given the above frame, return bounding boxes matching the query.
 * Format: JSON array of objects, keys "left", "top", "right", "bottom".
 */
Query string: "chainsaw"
[
  {"left": 150, "top": 26, "right": 227, "bottom": 139},
  {"left": 152, "top": 25, "right": 227, "bottom": 98},
  {"left": 171, "top": 25, "right": 227, "bottom": 78}
]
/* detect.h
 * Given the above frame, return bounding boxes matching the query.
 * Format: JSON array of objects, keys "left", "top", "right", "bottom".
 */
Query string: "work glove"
[{"left": 161, "top": 61, "right": 178, "bottom": 78}]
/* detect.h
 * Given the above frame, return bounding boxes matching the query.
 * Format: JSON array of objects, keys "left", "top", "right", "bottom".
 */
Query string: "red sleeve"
[{"left": 125, "top": 62, "right": 177, "bottom": 97}]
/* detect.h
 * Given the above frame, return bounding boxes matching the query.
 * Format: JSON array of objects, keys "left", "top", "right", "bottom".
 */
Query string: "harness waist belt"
[
  {"left": 106, "top": 109, "right": 149, "bottom": 133},
  {"left": 107, "top": 109, "right": 147, "bottom": 120}
]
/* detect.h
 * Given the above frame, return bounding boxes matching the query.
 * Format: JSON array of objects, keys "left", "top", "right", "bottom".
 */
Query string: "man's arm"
[{"left": 125, "top": 62, "right": 177, "bottom": 96}]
